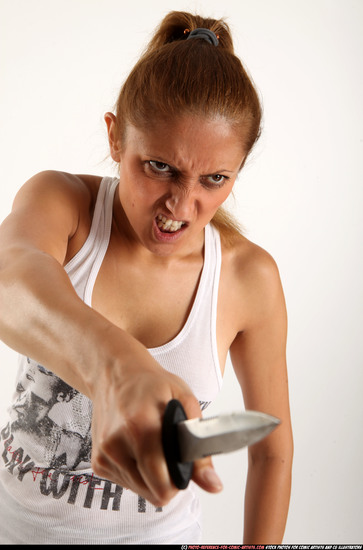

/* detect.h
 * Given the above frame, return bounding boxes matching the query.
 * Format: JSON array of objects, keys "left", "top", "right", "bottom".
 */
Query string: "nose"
[{"left": 164, "top": 183, "right": 197, "bottom": 221}]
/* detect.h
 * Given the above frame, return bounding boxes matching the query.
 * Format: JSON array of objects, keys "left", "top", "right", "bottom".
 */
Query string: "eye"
[
  {"left": 209, "top": 174, "right": 225, "bottom": 184},
  {"left": 148, "top": 160, "right": 172, "bottom": 173},
  {"left": 202, "top": 174, "right": 228, "bottom": 188}
]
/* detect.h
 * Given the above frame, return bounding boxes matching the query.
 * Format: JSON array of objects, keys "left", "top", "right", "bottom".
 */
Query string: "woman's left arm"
[{"left": 229, "top": 251, "right": 293, "bottom": 544}]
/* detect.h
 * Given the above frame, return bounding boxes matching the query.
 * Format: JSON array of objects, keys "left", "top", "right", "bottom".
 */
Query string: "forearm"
[
  {"left": 0, "top": 247, "right": 150, "bottom": 397},
  {"left": 243, "top": 454, "right": 292, "bottom": 544}
]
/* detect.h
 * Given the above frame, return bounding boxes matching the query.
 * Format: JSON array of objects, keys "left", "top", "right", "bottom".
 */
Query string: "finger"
[
  {"left": 92, "top": 445, "right": 134, "bottom": 489},
  {"left": 191, "top": 456, "right": 223, "bottom": 493},
  {"left": 179, "top": 393, "right": 203, "bottom": 421},
  {"left": 136, "top": 427, "right": 179, "bottom": 505},
  {"left": 166, "top": 395, "right": 223, "bottom": 493},
  {"left": 135, "top": 394, "right": 197, "bottom": 501},
  {"left": 93, "top": 446, "right": 167, "bottom": 506},
  {"left": 99, "top": 414, "right": 178, "bottom": 506}
]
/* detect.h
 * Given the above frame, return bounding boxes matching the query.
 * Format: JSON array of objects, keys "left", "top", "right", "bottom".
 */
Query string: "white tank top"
[{"left": 0, "top": 176, "right": 223, "bottom": 544}]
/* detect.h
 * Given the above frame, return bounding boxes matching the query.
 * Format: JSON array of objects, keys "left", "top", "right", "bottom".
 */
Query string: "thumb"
[{"left": 192, "top": 456, "right": 223, "bottom": 493}]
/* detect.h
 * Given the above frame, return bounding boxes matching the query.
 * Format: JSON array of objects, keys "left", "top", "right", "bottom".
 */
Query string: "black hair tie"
[{"left": 186, "top": 28, "right": 219, "bottom": 46}]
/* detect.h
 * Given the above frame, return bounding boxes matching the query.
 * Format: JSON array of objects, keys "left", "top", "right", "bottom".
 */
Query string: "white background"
[{"left": 0, "top": 0, "right": 362, "bottom": 544}]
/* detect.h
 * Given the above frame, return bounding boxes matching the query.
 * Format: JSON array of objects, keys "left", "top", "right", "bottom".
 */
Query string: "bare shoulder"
[
  {"left": 220, "top": 233, "right": 286, "bottom": 332},
  {"left": 1, "top": 170, "right": 103, "bottom": 264},
  {"left": 223, "top": 233, "right": 281, "bottom": 287},
  {"left": 13, "top": 170, "right": 104, "bottom": 234},
  {"left": 13, "top": 170, "right": 96, "bottom": 212}
]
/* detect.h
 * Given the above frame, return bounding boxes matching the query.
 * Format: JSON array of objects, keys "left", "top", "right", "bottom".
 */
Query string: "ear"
[{"left": 104, "top": 112, "right": 122, "bottom": 162}]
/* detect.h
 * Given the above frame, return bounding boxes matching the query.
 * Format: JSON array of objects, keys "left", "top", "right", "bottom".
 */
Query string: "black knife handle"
[{"left": 162, "top": 399, "right": 193, "bottom": 490}]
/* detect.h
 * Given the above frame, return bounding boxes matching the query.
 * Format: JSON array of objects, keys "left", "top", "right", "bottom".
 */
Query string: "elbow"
[
  {"left": 249, "top": 450, "right": 293, "bottom": 471},
  {"left": 247, "top": 446, "right": 294, "bottom": 491},
  {"left": 248, "top": 432, "right": 294, "bottom": 471}
]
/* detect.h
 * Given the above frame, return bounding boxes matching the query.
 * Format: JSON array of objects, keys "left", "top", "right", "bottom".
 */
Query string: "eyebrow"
[{"left": 146, "top": 155, "right": 236, "bottom": 175}]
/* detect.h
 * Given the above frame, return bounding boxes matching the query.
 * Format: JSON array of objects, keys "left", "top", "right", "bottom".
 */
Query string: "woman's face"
[{"left": 108, "top": 114, "right": 245, "bottom": 257}]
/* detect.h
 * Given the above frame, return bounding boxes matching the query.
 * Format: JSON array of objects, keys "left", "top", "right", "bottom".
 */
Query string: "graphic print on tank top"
[{"left": 4, "top": 357, "right": 92, "bottom": 471}]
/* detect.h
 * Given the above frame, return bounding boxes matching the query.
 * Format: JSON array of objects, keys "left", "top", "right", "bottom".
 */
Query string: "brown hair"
[{"left": 114, "top": 11, "right": 262, "bottom": 243}]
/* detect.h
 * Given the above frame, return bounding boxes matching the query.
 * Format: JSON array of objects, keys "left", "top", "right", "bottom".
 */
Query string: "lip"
[{"left": 153, "top": 217, "right": 188, "bottom": 242}]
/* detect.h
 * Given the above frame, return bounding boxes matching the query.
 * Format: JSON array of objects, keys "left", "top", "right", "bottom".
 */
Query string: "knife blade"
[{"left": 162, "top": 399, "right": 280, "bottom": 489}]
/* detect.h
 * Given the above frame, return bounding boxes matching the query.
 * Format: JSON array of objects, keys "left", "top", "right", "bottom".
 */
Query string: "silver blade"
[{"left": 177, "top": 410, "right": 280, "bottom": 462}]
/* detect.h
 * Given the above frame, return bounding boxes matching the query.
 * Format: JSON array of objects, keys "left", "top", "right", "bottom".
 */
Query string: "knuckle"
[
  {"left": 91, "top": 452, "right": 109, "bottom": 477},
  {"left": 152, "top": 487, "right": 176, "bottom": 508},
  {"left": 122, "top": 411, "right": 149, "bottom": 445},
  {"left": 129, "top": 422, "right": 147, "bottom": 448},
  {"left": 194, "top": 455, "right": 212, "bottom": 470},
  {"left": 181, "top": 393, "right": 201, "bottom": 418}
]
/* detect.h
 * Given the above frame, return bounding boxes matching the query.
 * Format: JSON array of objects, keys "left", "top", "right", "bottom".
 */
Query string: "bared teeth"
[{"left": 157, "top": 214, "right": 185, "bottom": 232}]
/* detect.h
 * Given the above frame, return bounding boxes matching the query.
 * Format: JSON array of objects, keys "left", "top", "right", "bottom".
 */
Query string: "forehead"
[{"left": 124, "top": 115, "right": 245, "bottom": 170}]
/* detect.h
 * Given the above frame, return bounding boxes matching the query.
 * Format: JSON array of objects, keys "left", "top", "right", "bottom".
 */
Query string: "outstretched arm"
[{"left": 0, "top": 170, "right": 222, "bottom": 506}]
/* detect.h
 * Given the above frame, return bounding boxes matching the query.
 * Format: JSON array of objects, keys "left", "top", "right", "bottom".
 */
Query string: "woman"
[{"left": 0, "top": 11, "right": 293, "bottom": 544}]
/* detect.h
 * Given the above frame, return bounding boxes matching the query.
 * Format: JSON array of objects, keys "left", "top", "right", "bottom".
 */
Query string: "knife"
[{"left": 162, "top": 399, "right": 280, "bottom": 489}]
